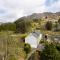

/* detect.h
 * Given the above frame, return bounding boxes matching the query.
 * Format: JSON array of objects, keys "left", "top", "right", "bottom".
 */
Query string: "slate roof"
[{"left": 31, "top": 31, "right": 42, "bottom": 38}]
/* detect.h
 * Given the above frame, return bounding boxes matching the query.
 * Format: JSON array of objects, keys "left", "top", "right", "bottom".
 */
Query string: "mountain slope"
[{"left": 16, "top": 12, "right": 60, "bottom": 21}]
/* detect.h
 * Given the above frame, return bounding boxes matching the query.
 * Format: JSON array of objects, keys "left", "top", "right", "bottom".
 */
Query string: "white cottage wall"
[{"left": 25, "top": 34, "right": 38, "bottom": 48}]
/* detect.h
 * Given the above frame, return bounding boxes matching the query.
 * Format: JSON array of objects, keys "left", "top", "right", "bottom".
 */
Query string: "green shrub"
[
  {"left": 45, "top": 21, "right": 53, "bottom": 30},
  {"left": 24, "top": 43, "right": 31, "bottom": 54},
  {"left": 40, "top": 43, "right": 60, "bottom": 60}
]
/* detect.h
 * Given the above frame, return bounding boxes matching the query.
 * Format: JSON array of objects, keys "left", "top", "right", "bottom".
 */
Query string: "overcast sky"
[{"left": 0, "top": 0, "right": 60, "bottom": 22}]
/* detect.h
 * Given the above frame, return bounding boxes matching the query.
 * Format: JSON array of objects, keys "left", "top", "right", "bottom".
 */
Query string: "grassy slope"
[{"left": 0, "top": 31, "right": 26, "bottom": 60}]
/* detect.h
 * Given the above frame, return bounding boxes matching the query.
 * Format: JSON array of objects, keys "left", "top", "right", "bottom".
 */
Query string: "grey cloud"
[{"left": 0, "top": 0, "right": 60, "bottom": 22}]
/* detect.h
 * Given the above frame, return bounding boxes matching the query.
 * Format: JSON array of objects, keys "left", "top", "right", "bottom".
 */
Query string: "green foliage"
[
  {"left": 45, "top": 21, "right": 53, "bottom": 30},
  {"left": 40, "top": 43, "right": 60, "bottom": 60},
  {"left": 24, "top": 43, "right": 31, "bottom": 54},
  {"left": 56, "top": 43, "right": 60, "bottom": 51},
  {"left": 0, "top": 23, "right": 16, "bottom": 31},
  {"left": 15, "top": 19, "right": 32, "bottom": 33},
  {"left": 40, "top": 40, "right": 44, "bottom": 44}
]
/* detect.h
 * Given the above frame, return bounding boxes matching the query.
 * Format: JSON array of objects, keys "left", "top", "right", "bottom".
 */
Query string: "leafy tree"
[
  {"left": 16, "top": 21, "right": 26, "bottom": 33},
  {"left": 45, "top": 21, "right": 53, "bottom": 30},
  {"left": 15, "top": 19, "right": 32, "bottom": 33}
]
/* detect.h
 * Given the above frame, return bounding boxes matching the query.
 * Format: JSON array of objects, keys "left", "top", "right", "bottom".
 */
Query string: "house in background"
[{"left": 25, "top": 31, "right": 42, "bottom": 48}]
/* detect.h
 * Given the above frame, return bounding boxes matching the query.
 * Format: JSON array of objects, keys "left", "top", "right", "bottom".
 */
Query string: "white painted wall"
[
  {"left": 25, "top": 33, "right": 42, "bottom": 48},
  {"left": 25, "top": 34, "right": 38, "bottom": 48}
]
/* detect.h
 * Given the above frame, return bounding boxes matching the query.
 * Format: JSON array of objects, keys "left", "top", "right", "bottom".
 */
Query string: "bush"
[
  {"left": 56, "top": 44, "right": 60, "bottom": 51},
  {"left": 40, "top": 40, "right": 45, "bottom": 44},
  {"left": 24, "top": 43, "right": 31, "bottom": 54},
  {"left": 40, "top": 43, "right": 60, "bottom": 60},
  {"left": 45, "top": 21, "right": 53, "bottom": 30}
]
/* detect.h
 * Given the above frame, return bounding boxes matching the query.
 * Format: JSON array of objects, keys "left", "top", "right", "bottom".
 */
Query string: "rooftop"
[{"left": 31, "top": 31, "right": 42, "bottom": 38}]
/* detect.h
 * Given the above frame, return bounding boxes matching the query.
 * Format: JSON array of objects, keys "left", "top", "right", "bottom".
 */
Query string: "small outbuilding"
[{"left": 25, "top": 31, "right": 42, "bottom": 48}]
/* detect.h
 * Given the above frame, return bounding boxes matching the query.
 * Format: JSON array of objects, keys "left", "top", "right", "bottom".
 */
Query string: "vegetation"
[
  {"left": 0, "top": 23, "right": 16, "bottom": 31},
  {"left": 0, "top": 13, "right": 60, "bottom": 60},
  {"left": 15, "top": 19, "right": 32, "bottom": 33},
  {"left": 0, "top": 31, "right": 26, "bottom": 60},
  {"left": 56, "top": 43, "right": 60, "bottom": 51},
  {"left": 28, "top": 41, "right": 60, "bottom": 60},
  {"left": 40, "top": 43, "right": 60, "bottom": 60},
  {"left": 45, "top": 21, "right": 53, "bottom": 30},
  {"left": 24, "top": 43, "right": 31, "bottom": 54}
]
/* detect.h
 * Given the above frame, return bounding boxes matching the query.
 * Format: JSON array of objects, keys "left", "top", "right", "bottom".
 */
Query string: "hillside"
[{"left": 18, "top": 12, "right": 60, "bottom": 20}]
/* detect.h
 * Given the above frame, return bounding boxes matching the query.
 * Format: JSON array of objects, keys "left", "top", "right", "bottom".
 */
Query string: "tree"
[
  {"left": 15, "top": 19, "right": 32, "bottom": 33},
  {"left": 45, "top": 21, "right": 53, "bottom": 30},
  {"left": 16, "top": 21, "right": 26, "bottom": 33}
]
